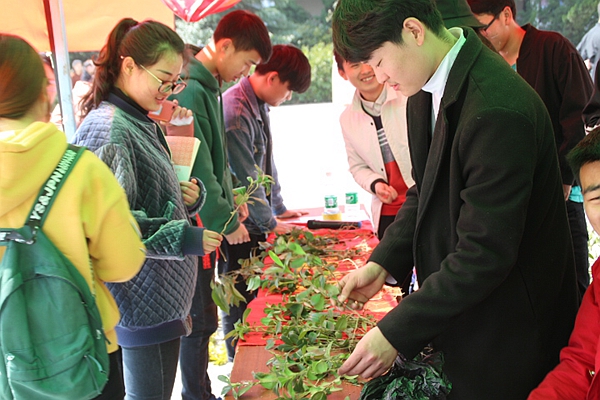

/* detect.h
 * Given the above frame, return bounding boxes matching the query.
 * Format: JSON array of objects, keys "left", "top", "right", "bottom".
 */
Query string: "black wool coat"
[{"left": 370, "top": 27, "right": 579, "bottom": 399}]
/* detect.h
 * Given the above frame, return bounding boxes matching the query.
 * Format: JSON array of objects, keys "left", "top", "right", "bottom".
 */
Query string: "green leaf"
[
  {"left": 310, "top": 293, "right": 326, "bottom": 311},
  {"left": 238, "top": 384, "right": 253, "bottom": 396},
  {"left": 286, "top": 302, "right": 305, "bottom": 318},
  {"left": 290, "top": 257, "right": 306, "bottom": 270},
  {"left": 288, "top": 242, "right": 306, "bottom": 255},
  {"left": 254, "top": 372, "right": 279, "bottom": 390},
  {"left": 335, "top": 315, "right": 348, "bottom": 331},
  {"left": 313, "top": 360, "right": 329, "bottom": 374},
  {"left": 247, "top": 275, "right": 261, "bottom": 292},
  {"left": 268, "top": 250, "right": 285, "bottom": 267},
  {"left": 211, "top": 284, "right": 230, "bottom": 314},
  {"left": 312, "top": 392, "right": 328, "bottom": 400}
]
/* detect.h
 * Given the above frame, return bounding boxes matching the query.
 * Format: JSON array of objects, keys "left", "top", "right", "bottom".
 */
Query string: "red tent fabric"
[{"left": 161, "top": 0, "right": 241, "bottom": 22}]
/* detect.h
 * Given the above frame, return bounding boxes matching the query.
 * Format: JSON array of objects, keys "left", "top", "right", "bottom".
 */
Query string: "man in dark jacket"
[
  {"left": 332, "top": 0, "right": 579, "bottom": 398},
  {"left": 468, "top": 0, "right": 594, "bottom": 300}
]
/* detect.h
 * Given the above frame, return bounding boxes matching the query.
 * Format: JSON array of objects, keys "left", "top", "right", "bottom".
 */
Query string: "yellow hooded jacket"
[{"left": 0, "top": 122, "right": 145, "bottom": 353}]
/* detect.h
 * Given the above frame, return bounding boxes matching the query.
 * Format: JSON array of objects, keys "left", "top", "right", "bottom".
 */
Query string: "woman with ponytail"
[
  {"left": 72, "top": 19, "right": 222, "bottom": 399},
  {"left": 0, "top": 34, "right": 145, "bottom": 399}
]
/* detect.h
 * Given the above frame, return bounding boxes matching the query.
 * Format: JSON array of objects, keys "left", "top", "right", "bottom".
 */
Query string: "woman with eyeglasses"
[{"left": 72, "top": 18, "right": 222, "bottom": 400}]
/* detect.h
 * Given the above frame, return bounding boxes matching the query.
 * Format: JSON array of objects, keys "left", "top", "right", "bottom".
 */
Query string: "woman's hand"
[
  {"left": 181, "top": 178, "right": 200, "bottom": 206},
  {"left": 170, "top": 99, "right": 193, "bottom": 122},
  {"left": 203, "top": 230, "right": 223, "bottom": 254}
]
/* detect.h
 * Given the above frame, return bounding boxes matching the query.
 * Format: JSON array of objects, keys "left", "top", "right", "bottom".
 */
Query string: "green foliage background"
[
  {"left": 516, "top": 0, "right": 598, "bottom": 45},
  {"left": 175, "top": 0, "right": 335, "bottom": 104},
  {"left": 66, "top": 1, "right": 600, "bottom": 105}
]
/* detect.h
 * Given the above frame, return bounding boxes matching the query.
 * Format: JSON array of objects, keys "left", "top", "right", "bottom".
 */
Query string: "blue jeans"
[
  {"left": 121, "top": 338, "right": 180, "bottom": 400},
  {"left": 180, "top": 253, "right": 219, "bottom": 400}
]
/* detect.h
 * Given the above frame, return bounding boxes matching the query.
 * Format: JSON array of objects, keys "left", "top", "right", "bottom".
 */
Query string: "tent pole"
[{"left": 43, "top": 0, "right": 76, "bottom": 140}]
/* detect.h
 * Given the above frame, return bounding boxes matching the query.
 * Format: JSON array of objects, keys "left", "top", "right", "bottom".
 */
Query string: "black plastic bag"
[{"left": 359, "top": 350, "right": 452, "bottom": 400}]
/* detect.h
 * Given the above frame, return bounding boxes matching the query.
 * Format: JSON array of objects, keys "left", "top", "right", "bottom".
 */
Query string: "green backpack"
[{"left": 0, "top": 144, "right": 109, "bottom": 399}]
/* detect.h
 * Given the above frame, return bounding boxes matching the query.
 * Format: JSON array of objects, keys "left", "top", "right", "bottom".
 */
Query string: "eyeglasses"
[
  {"left": 480, "top": 12, "right": 500, "bottom": 33},
  {"left": 137, "top": 63, "right": 187, "bottom": 95}
]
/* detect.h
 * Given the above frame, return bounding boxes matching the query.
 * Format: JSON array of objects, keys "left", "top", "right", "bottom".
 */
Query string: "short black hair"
[
  {"left": 568, "top": 126, "right": 600, "bottom": 184},
  {"left": 254, "top": 44, "right": 311, "bottom": 93},
  {"left": 332, "top": 0, "right": 445, "bottom": 63},
  {"left": 214, "top": 10, "right": 272, "bottom": 64},
  {"left": 333, "top": 50, "right": 344, "bottom": 72},
  {"left": 467, "top": 0, "right": 516, "bottom": 18}
]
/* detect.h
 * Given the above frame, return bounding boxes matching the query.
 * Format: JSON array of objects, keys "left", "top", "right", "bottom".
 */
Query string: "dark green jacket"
[
  {"left": 371, "top": 28, "right": 578, "bottom": 399},
  {"left": 171, "top": 50, "right": 239, "bottom": 234}
]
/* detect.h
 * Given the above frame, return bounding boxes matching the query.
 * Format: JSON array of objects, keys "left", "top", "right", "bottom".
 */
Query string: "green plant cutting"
[
  {"left": 213, "top": 227, "right": 452, "bottom": 399},
  {"left": 212, "top": 228, "right": 376, "bottom": 399}
]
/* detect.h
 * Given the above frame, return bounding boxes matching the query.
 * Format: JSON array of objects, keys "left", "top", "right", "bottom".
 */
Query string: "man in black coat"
[
  {"left": 332, "top": 0, "right": 579, "bottom": 398},
  {"left": 468, "top": 0, "right": 593, "bottom": 302}
]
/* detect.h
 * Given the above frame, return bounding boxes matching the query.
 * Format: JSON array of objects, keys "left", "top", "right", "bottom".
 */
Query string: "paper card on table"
[{"left": 166, "top": 136, "right": 201, "bottom": 181}]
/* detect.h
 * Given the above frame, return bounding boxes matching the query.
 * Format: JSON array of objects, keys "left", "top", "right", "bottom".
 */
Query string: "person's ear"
[
  {"left": 267, "top": 71, "right": 279, "bottom": 85},
  {"left": 121, "top": 56, "right": 136, "bottom": 76},
  {"left": 501, "top": 6, "right": 514, "bottom": 23},
  {"left": 403, "top": 18, "right": 426, "bottom": 46},
  {"left": 219, "top": 38, "right": 234, "bottom": 54},
  {"left": 338, "top": 68, "right": 348, "bottom": 80}
]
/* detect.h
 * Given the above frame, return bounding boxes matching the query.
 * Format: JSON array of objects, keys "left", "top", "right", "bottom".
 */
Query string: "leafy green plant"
[
  {"left": 212, "top": 228, "right": 376, "bottom": 399},
  {"left": 221, "top": 165, "right": 274, "bottom": 236},
  {"left": 359, "top": 350, "right": 451, "bottom": 400}
]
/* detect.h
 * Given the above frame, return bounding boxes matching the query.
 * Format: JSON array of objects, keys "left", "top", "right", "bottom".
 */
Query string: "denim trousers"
[
  {"left": 121, "top": 337, "right": 180, "bottom": 400},
  {"left": 218, "top": 233, "right": 265, "bottom": 361},
  {"left": 180, "top": 253, "right": 220, "bottom": 400}
]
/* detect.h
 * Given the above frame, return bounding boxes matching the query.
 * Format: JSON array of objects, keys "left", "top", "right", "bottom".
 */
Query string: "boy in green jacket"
[{"left": 170, "top": 10, "right": 272, "bottom": 400}]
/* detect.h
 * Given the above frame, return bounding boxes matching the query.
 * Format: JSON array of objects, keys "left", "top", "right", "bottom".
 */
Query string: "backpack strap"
[
  {"left": 0, "top": 144, "right": 86, "bottom": 245},
  {"left": 26, "top": 144, "right": 86, "bottom": 230}
]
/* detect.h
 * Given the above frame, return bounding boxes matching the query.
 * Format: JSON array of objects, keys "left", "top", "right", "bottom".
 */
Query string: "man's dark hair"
[
  {"left": 568, "top": 126, "right": 600, "bottom": 184},
  {"left": 214, "top": 10, "right": 272, "bottom": 64},
  {"left": 254, "top": 44, "right": 311, "bottom": 93},
  {"left": 333, "top": 51, "right": 345, "bottom": 72},
  {"left": 467, "top": 0, "right": 516, "bottom": 18},
  {"left": 332, "top": 0, "right": 445, "bottom": 63}
]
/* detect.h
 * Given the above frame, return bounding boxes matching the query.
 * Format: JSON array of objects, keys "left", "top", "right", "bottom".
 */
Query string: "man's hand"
[
  {"left": 375, "top": 182, "right": 398, "bottom": 204},
  {"left": 180, "top": 178, "right": 200, "bottom": 206},
  {"left": 337, "top": 261, "right": 389, "bottom": 309},
  {"left": 277, "top": 209, "right": 309, "bottom": 219},
  {"left": 272, "top": 221, "right": 296, "bottom": 234},
  {"left": 202, "top": 230, "right": 223, "bottom": 254},
  {"left": 225, "top": 223, "right": 250, "bottom": 245},
  {"left": 338, "top": 327, "right": 398, "bottom": 379},
  {"left": 238, "top": 203, "right": 249, "bottom": 223}
]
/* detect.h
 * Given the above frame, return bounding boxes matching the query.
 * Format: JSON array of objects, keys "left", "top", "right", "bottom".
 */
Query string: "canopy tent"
[
  {"left": 1, "top": 0, "right": 241, "bottom": 138},
  {"left": 1, "top": 0, "right": 175, "bottom": 138},
  {"left": 4, "top": 0, "right": 174, "bottom": 52}
]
